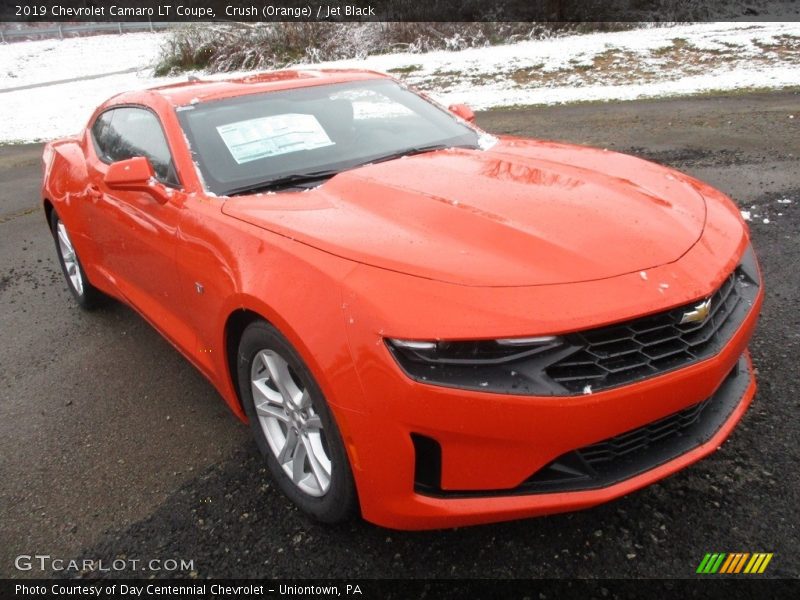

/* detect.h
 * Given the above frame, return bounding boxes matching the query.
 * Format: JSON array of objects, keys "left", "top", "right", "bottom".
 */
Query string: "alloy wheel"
[
  {"left": 56, "top": 219, "right": 84, "bottom": 296},
  {"left": 250, "top": 349, "right": 332, "bottom": 497}
]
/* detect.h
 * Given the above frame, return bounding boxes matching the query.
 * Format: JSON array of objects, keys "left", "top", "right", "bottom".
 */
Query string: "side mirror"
[
  {"left": 104, "top": 156, "right": 170, "bottom": 204},
  {"left": 448, "top": 103, "right": 475, "bottom": 124}
]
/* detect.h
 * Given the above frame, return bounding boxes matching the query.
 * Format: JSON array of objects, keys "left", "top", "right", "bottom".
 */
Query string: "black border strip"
[
  {"left": 2, "top": 578, "right": 797, "bottom": 599},
  {"left": 1, "top": 0, "right": 799, "bottom": 23}
]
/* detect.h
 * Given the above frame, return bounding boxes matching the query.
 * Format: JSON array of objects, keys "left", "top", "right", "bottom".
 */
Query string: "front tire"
[
  {"left": 49, "top": 209, "right": 105, "bottom": 310},
  {"left": 237, "top": 320, "right": 358, "bottom": 523}
]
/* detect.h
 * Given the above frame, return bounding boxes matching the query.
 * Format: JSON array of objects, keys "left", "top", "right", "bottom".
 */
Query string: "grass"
[
  {"left": 0, "top": 140, "right": 44, "bottom": 148},
  {"left": 651, "top": 37, "right": 690, "bottom": 57},
  {"left": 153, "top": 23, "right": 560, "bottom": 75},
  {"left": 441, "top": 31, "right": 800, "bottom": 94},
  {"left": 484, "top": 86, "right": 800, "bottom": 112},
  {"left": 751, "top": 34, "right": 800, "bottom": 56},
  {"left": 386, "top": 64, "right": 422, "bottom": 75}
]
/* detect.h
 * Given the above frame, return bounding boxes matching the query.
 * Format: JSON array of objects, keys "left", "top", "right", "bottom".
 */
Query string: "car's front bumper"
[{"left": 334, "top": 282, "right": 762, "bottom": 530}]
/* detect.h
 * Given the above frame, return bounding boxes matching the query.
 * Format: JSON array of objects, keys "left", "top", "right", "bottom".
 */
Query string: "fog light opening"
[{"left": 411, "top": 433, "right": 442, "bottom": 492}]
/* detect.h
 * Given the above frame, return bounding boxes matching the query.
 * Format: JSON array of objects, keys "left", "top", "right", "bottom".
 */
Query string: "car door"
[{"left": 85, "top": 106, "right": 187, "bottom": 338}]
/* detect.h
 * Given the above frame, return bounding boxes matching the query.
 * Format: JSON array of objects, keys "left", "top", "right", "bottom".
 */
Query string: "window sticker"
[
  {"left": 216, "top": 113, "right": 334, "bottom": 164},
  {"left": 331, "top": 89, "right": 414, "bottom": 119}
]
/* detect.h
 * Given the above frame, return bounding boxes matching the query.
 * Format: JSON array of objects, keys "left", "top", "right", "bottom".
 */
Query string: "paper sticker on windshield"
[{"left": 217, "top": 113, "right": 334, "bottom": 164}]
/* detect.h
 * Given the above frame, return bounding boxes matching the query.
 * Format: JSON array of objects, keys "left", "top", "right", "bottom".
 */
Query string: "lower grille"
[
  {"left": 415, "top": 354, "right": 751, "bottom": 498},
  {"left": 522, "top": 356, "right": 751, "bottom": 493},
  {"left": 577, "top": 399, "right": 709, "bottom": 467}
]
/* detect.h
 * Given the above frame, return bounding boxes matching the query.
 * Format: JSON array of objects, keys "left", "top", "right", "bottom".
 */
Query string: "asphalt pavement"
[{"left": 0, "top": 91, "right": 798, "bottom": 579}]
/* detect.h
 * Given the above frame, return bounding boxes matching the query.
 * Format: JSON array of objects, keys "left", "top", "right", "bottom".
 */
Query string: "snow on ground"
[
  {"left": 743, "top": 196, "right": 796, "bottom": 224},
  {"left": 1, "top": 22, "right": 799, "bottom": 142},
  {"left": 0, "top": 31, "right": 173, "bottom": 143},
  {"left": 340, "top": 21, "right": 800, "bottom": 108},
  {"left": 0, "top": 32, "right": 167, "bottom": 89}
]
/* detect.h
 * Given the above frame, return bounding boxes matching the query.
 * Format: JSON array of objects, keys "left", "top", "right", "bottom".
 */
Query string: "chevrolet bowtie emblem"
[{"left": 680, "top": 298, "right": 712, "bottom": 324}]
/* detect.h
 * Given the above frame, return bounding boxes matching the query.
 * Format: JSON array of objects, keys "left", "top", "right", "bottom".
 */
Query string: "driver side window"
[{"left": 91, "top": 107, "right": 180, "bottom": 187}]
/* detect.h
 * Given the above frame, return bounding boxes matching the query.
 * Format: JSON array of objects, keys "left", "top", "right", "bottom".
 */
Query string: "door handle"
[{"left": 87, "top": 185, "right": 103, "bottom": 201}]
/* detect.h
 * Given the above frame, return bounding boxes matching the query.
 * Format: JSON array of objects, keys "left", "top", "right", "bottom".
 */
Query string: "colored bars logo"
[{"left": 696, "top": 553, "right": 773, "bottom": 574}]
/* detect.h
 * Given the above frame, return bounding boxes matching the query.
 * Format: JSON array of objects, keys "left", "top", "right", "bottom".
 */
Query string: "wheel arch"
[
  {"left": 43, "top": 197, "right": 54, "bottom": 227},
  {"left": 219, "top": 286, "right": 364, "bottom": 421},
  {"left": 223, "top": 307, "right": 266, "bottom": 418},
  {"left": 221, "top": 300, "right": 327, "bottom": 419}
]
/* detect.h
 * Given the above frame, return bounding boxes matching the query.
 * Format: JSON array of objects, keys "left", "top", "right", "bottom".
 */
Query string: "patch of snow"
[
  {"left": 0, "top": 32, "right": 168, "bottom": 90},
  {"left": 311, "top": 21, "right": 800, "bottom": 110},
  {"left": 741, "top": 210, "right": 752, "bottom": 220},
  {"left": 583, "top": 385, "right": 593, "bottom": 395},
  {"left": 2, "top": 22, "right": 800, "bottom": 142},
  {"left": 763, "top": 218, "right": 771, "bottom": 224},
  {"left": 478, "top": 133, "right": 498, "bottom": 150}
]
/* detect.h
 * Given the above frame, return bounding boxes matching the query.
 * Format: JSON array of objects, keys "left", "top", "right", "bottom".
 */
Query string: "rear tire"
[
  {"left": 49, "top": 209, "right": 105, "bottom": 310},
  {"left": 237, "top": 320, "right": 358, "bottom": 523}
]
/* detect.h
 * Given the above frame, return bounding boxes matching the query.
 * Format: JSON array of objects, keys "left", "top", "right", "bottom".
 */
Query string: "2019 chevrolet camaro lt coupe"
[{"left": 42, "top": 70, "right": 763, "bottom": 529}]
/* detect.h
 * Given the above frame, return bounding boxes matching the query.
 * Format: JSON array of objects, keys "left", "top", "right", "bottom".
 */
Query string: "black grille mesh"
[
  {"left": 577, "top": 398, "right": 708, "bottom": 466},
  {"left": 546, "top": 269, "right": 750, "bottom": 393}
]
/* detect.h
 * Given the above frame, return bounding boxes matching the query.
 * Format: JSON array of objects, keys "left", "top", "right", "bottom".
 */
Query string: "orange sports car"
[{"left": 42, "top": 69, "right": 763, "bottom": 529}]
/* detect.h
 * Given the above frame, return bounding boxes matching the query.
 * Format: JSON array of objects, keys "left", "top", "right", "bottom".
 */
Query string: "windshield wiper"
[
  {"left": 224, "top": 169, "right": 341, "bottom": 196},
  {"left": 367, "top": 143, "right": 470, "bottom": 166},
  {"left": 223, "top": 144, "right": 475, "bottom": 196}
]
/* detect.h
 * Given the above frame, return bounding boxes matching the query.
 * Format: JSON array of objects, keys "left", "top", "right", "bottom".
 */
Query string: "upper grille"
[
  {"left": 388, "top": 247, "right": 760, "bottom": 398},
  {"left": 546, "top": 267, "right": 758, "bottom": 394}
]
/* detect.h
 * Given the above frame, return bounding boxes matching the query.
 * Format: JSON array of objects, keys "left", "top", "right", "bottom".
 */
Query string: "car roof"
[{"left": 109, "top": 68, "right": 392, "bottom": 108}]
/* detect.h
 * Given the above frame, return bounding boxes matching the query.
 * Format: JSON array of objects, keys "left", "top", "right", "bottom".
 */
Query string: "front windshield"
[{"left": 176, "top": 78, "right": 481, "bottom": 196}]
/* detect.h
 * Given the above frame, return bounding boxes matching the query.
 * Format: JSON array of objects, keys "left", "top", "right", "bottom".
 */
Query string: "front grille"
[
  {"left": 546, "top": 266, "right": 758, "bottom": 393},
  {"left": 389, "top": 248, "right": 759, "bottom": 397}
]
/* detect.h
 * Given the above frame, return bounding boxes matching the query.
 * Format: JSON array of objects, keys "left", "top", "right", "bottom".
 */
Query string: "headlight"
[
  {"left": 386, "top": 336, "right": 575, "bottom": 395},
  {"left": 738, "top": 243, "right": 760, "bottom": 285}
]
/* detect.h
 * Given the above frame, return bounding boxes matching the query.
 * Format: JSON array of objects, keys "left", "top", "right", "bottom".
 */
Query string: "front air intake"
[{"left": 411, "top": 433, "right": 442, "bottom": 493}]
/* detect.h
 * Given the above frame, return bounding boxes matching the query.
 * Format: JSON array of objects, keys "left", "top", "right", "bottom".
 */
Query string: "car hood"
[{"left": 221, "top": 137, "right": 707, "bottom": 287}]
